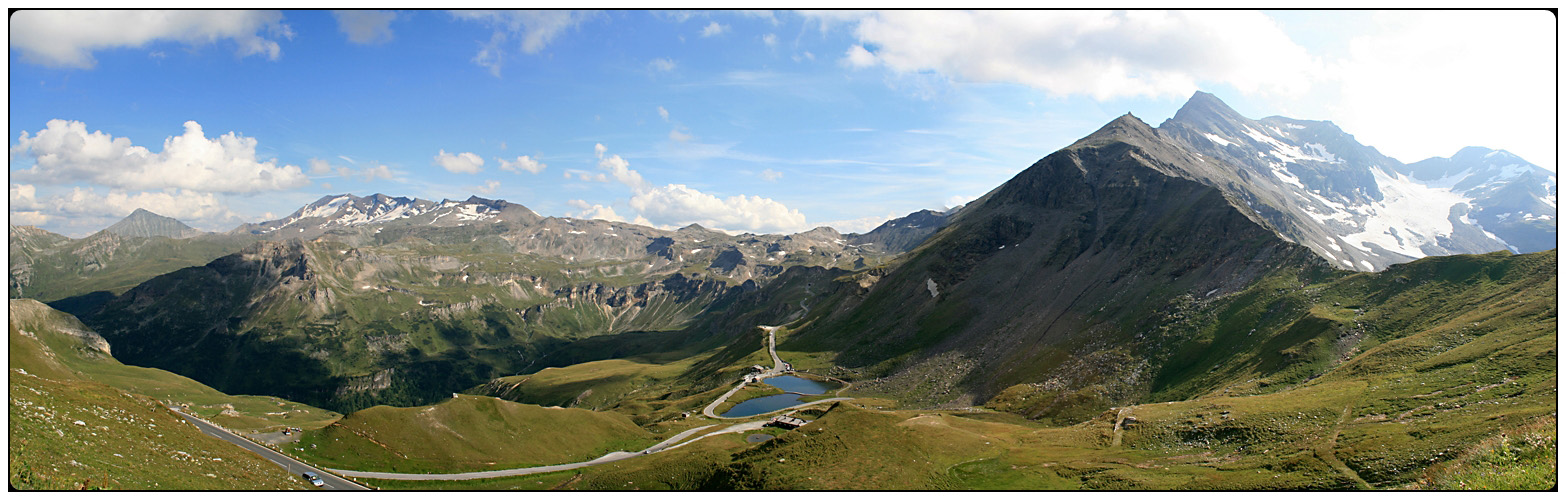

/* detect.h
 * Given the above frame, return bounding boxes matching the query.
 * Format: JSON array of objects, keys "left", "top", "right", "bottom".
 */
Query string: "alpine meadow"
[{"left": 7, "top": 9, "right": 1557, "bottom": 491}]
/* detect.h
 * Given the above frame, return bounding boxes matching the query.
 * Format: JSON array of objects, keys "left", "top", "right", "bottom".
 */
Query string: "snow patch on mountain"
[{"left": 1339, "top": 168, "right": 1474, "bottom": 259}]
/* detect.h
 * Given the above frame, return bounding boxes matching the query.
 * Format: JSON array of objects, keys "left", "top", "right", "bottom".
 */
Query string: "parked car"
[{"left": 302, "top": 472, "right": 325, "bottom": 487}]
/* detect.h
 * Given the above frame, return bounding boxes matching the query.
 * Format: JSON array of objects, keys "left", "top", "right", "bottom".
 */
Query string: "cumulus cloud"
[
  {"left": 12, "top": 183, "right": 240, "bottom": 232},
  {"left": 657, "top": 106, "right": 670, "bottom": 121},
  {"left": 498, "top": 155, "right": 546, "bottom": 174},
  {"left": 819, "top": 11, "right": 1319, "bottom": 100},
  {"left": 586, "top": 144, "right": 808, "bottom": 234},
  {"left": 668, "top": 129, "right": 694, "bottom": 143},
  {"left": 593, "top": 144, "right": 647, "bottom": 190},
  {"left": 761, "top": 169, "right": 783, "bottom": 182},
  {"left": 566, "top": 199, "right": 626, "bottom": 222},
  {"left": 762, "top": 33, "right": 778, "bottom": 47},
  {"left": 452, "top": 10, "right": 588, "bottom": 76},
  {"left": 333, "top": 10, "right": 396, "bottom": 45},
  {"left": 700, "top": 21, "right": 728, "bottom": 37},
  {"left": 10, "top": 10, "right": 292, "bottom": 68},
  {"left": 434, "top": 149, "right": 484, "bottom": 174},
  {"left": 12, "top": 119, "right": 309, "bottom": 193},
  {"left": 630, "top": 184, "right": 807, "bottom": 234},
  {"left": 649, "top": 58, "right": 677, "bottom": 72}
]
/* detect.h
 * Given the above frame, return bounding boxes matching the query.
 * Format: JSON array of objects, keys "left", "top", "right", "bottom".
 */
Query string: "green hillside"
[
  {"left": 8, "top": 299, "right": 319, "bottom": 490},
  {"left": 9, "top": 299, "right": 340, "bottom": 432},
  {"left": 289, "top": 394, "right": 656, "bottom": 474},
  {"left": 436, "top": 250, "right": 1554, "bottom": 490}
]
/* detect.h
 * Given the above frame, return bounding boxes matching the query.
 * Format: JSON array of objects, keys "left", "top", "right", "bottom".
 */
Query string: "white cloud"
[
  {"left": 472, "top": 179, "right": 501, "bottom": 195},
  {"left": 820, "top": 213, "right": 898, "bottom": 234},
  {"left": 657, "top": 106, "right": 670, "bottom": 121},
  {"left": 761, "top": 169, "right": 783, "bottom": 182},
  {"left": 1323, "top": 11, "right": 1555, "bottom": 169},
  {"left": 579, "top": 143, "right": 812, "bottom": 233},
  {"left": 498, "top": 155, "right": 546, "bottom": 174},
  {"left": 332, "top": 10, "right": 396, "bottom": 45},
  {"left": 12, "top": 184, "right": 239, "bottom": 231},
  {"left": 819, "top": 11, "right": 1319, "bottom": 100},
  {"left": 762, "top": 33, "right": 778, "bottom": 47},
  {"left": 11, "top": 211, "right": 51, "bottom": 226},
  {"left": 12, "top": 119, "right": 309, "bottom": 193},
  {"left": 433, "top": 149, "right": 484, "bottom": 174},
  {"left": 844, "top": 45, "right": 876, "bottom": 68},
  {"left": 10, "top": 10, "right": 292, "bottom": 69},
  {"left": 669, "top": 129, "right": 694, "bottom": 143},
  {"left": 630, "top": 184, "right": 808, "bottom": 234},
  {"left": 452, "top": 10, "right": 588, "bottom": 76},
  {"left": 700, "top": 21, "right": 728, "bottom": 37},
  {"left": 593, "top": 144, "right": 647, "bottom": 189},
  {"left": 566, "top": 199, "right": 626, "bottom": 222},
  {"left": 649, "top": 58, "right": 677, "bottom": 72},
  {"left": 472, "top": 31, "right": 508, "bottom": 77}
]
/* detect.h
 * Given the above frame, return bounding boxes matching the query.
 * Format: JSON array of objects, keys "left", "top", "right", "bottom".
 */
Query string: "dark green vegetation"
[{"left": 8, "top": 300, "right": 313, "bottom": 490}]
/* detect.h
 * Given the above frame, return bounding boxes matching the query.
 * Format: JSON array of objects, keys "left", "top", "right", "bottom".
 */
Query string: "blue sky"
[{"left": 8, "top": 10, "right": 1555, "bottom": 237}]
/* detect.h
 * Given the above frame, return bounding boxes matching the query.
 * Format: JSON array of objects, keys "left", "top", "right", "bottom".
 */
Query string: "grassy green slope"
[
  {"left": 9, "top": 299, "right": 341, "bottom": 432},
  {"left": 8, "top": 300, "right": 313, "bottom": 490},
  {"left": 427, "top": 250, "right": 1554, "bottom": 491},
  {"left": 289, "top": 395, "right": 655, "bottom": 474},
  {"left": 9, "top": 372, "right": 309, "bottom": 490}
]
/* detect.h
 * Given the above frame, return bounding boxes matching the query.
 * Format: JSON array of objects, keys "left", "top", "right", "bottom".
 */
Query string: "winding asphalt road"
[{"left": 167, "top": 407, "right": 370, "bottom": 491}]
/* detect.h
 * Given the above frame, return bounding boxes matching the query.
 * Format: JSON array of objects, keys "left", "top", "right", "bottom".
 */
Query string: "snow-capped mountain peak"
[{"left": 1156, "top": 91, "right": 1555, "bottom": 271}]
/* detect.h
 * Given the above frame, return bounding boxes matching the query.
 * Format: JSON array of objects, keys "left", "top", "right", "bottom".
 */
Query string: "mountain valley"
[{"left": 9, "top": 92, "right": 1555, "bottom": 491}]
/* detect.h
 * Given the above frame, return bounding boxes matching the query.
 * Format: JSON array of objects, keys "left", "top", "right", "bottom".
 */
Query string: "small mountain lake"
[
  {"left": 762, "top": 375, "right": 836, "bottom": 395},
  {"left": 721, "top": 394, "right": 804, "bottom": 417},
  {"left": 719, "top": 376, "right": 840, "bottom": 418}
]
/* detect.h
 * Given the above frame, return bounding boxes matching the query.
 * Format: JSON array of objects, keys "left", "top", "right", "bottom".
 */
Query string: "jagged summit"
[
  {"left": 232, "top": 192, "right": 539, "bottom": 238},
  {"left": 102, "top": 208, "right": 202, "bottom": 239}
]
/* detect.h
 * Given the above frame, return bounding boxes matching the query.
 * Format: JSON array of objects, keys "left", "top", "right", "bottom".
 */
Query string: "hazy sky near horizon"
[{"left": 8, "top": 9, "right": 1555, "bottom": 237}]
